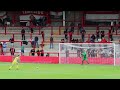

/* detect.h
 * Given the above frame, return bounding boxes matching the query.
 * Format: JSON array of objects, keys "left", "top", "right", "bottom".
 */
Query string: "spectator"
[
  {"left": 91, "top": 34, "right": 96, "bottom": 42},
  {"left": 30, "top": 28, "right": 34, "bottom": 34},
  {"left": 40, "top": 43, "right": 44, "bottom": 49},
  {"left": 44, "top": 16, "right": 47, "bottom": 26},
  {"left": 60, "top": 39, "right": 64, "bottom": 43},
  {"left": 69, "top": 31, "right": 73, "bottom": 43},
  {"left": 30, "top": 48, "right": 35, "bottom": 56},
  {"left": 111, "top": 20, "right": 114, "bottom": 32},
  {"left": 31, "top": 38, "right": 35, "bottom": 48},
  {"left": 40, "top": 48, "right": 44, "bottom": 56},
  {"left": 0, "top": 42, "right": 3, "bottom": 55},
  {"left": 96, "top": 30, "right": 100, "bottom": 41},
  {"left": 22, "top": 40, "right": 28, "bottom": 45},
  {"left": 42, "top": 16, "right": 46, "bottom": 26},
  {"left": 2, "top": 42, "right": 7, "bottom": 55},
  {"left": 78, "top": 23, "right": 82, "bottom": 33},
  {"left": 64, "top": 28, "right": 68, "bottom": 41},
  {"left": 36, "top": 48, "right": 40, "bottom": 56},
  {"left": 41, "top": 31, "right": 44, "bottom": 42},
  {"left": 50, "top": 35, "right": 53, "bottom": 49},
  {"left": 21, "top": 45, "right": 24, "bottom": 56},
  {"left": 109, "top": 29, "right": 113, "bottom": 41},
  {"left": 10, "top": 46, "right": 15, "bottom": 56},
  {"left": 34, "top": 36, "right": 39, "bottom": 48},
  {"left": 9, "top": 36, "right": 14, "bottom": 47},
  {"left": 101, "top": 37, "right": 107, "bottom": 43},
  {"left": 3, "top": 15, "right": 11, "bottom": 26},
  {"left": 0, "top": 19, "right": 3, "bottom": 26},
  {"left": 71, "top": 38, "right": 75, "bottom": 43},
  {"left": 30, "top": 22, "right": 34, "bottom": 29},
  {"left": 21, "top": 27, "right": 25, "bottom": 40},
  {"left": 38, "top": 17, "right": 42, "bottom": 26},
  {"left": 86, "top": 38, "right": 90, "bottom": 43},
  {"left": 46, "top": 53, "right": 49, "bottom": 57},
  {"left": 101, "top": 31, "right": 105, "bottom": 39},
  {"left": 30, "top": 14, "right": 37, "bottom": 26},
  {"left": 81, "top": 28, "right": 86, "bottom": 42},
  {"left": 75, "top": 39, "right": 77, "bottom": 43}
]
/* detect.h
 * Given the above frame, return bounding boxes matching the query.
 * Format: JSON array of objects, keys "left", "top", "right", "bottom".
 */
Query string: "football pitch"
[{"left": 0, "top": 62, "right": 120, "bottom": 79}]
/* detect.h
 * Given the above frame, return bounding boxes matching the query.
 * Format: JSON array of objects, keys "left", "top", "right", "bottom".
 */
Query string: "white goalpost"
[{"left": 59, "top": 43, "right": 120, "bottom": 66}]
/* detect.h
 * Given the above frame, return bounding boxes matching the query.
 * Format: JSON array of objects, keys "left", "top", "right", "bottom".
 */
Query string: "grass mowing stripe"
[{"left": 0, "top": 62, "right": 120, "bottom": 79}]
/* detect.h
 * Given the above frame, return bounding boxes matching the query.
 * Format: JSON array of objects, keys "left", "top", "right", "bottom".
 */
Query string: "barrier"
[
  {"left": 0, "top": 56, "right": 59, "bottom": 64},
  {"left": 60, "top": 57, "right": 117, "bottom": 65},
  {"left": 1, "top": 56, "right": 120, "bottom": 65}
]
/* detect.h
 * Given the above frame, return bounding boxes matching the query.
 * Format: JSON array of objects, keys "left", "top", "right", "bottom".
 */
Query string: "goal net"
[{"left": 59, "top": 43, "right": 120, "bottom": 66}]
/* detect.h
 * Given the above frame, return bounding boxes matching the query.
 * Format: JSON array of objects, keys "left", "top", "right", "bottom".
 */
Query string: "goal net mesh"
[{"left": 59, "top": 43, "right": 120, "bottom": 65}]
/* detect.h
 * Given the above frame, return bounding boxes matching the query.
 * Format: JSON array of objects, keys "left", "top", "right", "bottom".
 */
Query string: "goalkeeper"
[
  {"left": 81, "top": 49, "right": 89, "bottom": 65},
  {"left": 9, "top": 55, "right": 20, "bottom": 70}
]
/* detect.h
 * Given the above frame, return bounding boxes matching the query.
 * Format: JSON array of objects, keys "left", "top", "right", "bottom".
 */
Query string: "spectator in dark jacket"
[
  {"left": 64, "top": 28, "right": 68, "bottom": 41},
  {"left": 78, "top": 23, "right": 82, "bottom": 33},
  {"left": 91, "top": 34, "right": 96, "bottom": 42},
  {"left": 30, "top": 48, "right": 35, "bottom": 56},
  {"left": 34, "top": 36, "right": 39, "bottom": 48},
  {"left": 21, "top": 45, "right": 24, "bottom": 56},
  {"left": 9, "top": 36, "right": 14, "bottom": 47},
  {"left": 101, "top": 31, "right": 105, "bottom": 39},
  {"left": 21, "top": 27, "right": 25, "bottom": 40},
  {"left": 81, "top": 28, "right": 86, "bottom": 42}
]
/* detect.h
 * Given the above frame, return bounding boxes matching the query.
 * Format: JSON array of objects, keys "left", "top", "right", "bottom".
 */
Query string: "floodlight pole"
[{"left": 63, "top": 11, "right": 65, "bottom": 26}]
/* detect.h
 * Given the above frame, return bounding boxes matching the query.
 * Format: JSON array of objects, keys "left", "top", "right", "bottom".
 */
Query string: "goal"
[{"left": 59, "top": 43, "right": 120, "bottom": 66}]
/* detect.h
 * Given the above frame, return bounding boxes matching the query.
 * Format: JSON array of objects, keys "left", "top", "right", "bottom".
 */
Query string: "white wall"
[
  {"left": 50, "top": 11, "right": 62, "bottom": 16},
  {"left": 86, "top": 14, "right": 119, "bottom": 20}
]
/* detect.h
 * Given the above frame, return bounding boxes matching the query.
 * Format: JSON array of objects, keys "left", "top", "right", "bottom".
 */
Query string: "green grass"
[{"left": 0, "top": 62, "right": 120, "bottom": 79}]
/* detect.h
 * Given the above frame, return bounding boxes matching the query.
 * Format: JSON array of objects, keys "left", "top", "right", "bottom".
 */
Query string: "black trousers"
[
  {"left": 11, "top": 53, "right": 14, "bottom": 56},
  {"left": 65, "top": 35, "right": 68, "bottom": 40},
  {"left": 110, "top": 35, "right": 113, "bottom": 41},
  {"left": 22, "top": 34, "right": 25, "bottom": 40}
]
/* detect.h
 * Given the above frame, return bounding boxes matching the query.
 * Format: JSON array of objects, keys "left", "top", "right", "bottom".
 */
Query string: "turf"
[{"left": 0, "top": 62, "right": 120, "bottom": 79}]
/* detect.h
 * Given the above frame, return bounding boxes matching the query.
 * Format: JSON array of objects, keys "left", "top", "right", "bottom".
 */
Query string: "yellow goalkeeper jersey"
[{"left": 12, "top": 57, "right": 19, "bottom": 63}]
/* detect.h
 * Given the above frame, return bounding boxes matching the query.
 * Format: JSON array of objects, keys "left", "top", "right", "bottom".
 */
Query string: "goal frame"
[{"left": 59, "top": 43, "right": 116, "bottom": 65}]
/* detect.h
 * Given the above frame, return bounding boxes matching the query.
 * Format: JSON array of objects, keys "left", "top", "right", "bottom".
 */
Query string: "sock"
[{"left": 16, "top": 65, "right": 19, "bottom": 70}]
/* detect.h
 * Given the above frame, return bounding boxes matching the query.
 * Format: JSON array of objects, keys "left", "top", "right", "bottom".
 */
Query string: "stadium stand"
[{"left": 0, "top": 11, "right": 120, "bottom": 58}]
